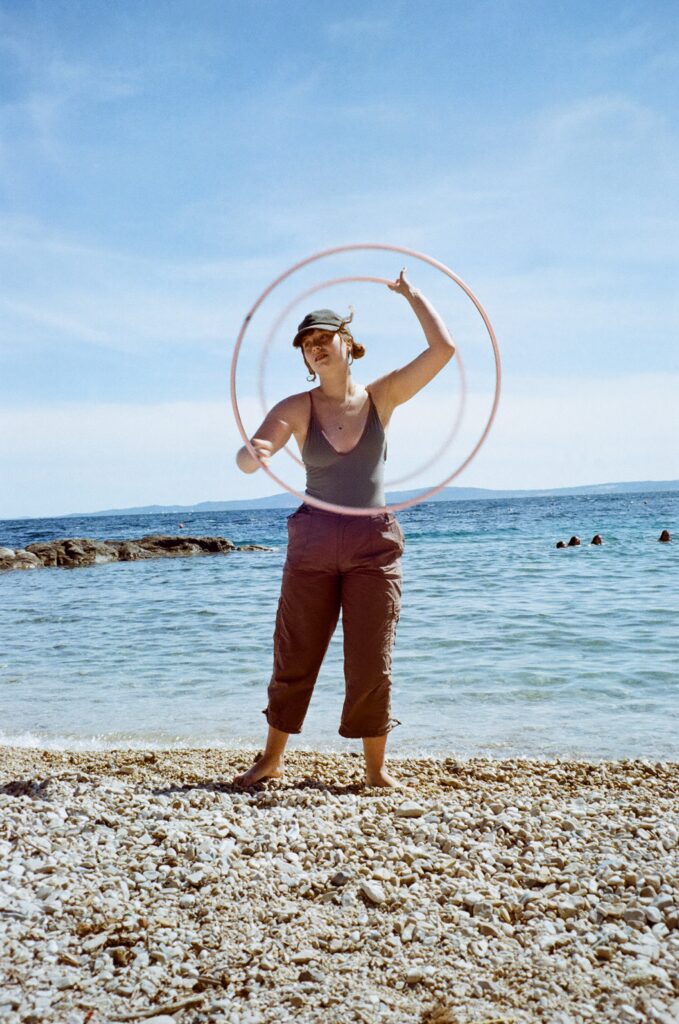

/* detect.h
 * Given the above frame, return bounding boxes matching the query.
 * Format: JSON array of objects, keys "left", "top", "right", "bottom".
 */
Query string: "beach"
[{"left": 1, "top": 747, "right": 677, "bottom": 1024}]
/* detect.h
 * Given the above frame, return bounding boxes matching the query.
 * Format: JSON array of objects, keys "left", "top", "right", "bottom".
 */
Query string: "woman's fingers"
[
  {"left": 250, "top": 437, "right": 273, "bottom": 465},
  {"left": 387, "top": 267, "right": 410, "bottom": 292},
  {"left": 251, "top": 437, "right": 273, "bottom": 452}
]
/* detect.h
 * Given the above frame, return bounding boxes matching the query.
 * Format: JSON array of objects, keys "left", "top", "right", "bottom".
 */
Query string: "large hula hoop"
[
  {"left": 231, "top": 243, "right": 501, "bottom": 516},
  {"left": 256, "top": 274, "right": 468, "bottom": 488}
]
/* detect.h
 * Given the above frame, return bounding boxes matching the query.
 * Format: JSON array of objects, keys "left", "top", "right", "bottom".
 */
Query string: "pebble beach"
[{"left": 1, "top": 747, "right": 677, "bottom": 1024}]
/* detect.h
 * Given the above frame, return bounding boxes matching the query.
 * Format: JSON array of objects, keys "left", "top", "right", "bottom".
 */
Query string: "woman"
[{"left": 233, "top": 270, "right": 455, "bottom": 788}]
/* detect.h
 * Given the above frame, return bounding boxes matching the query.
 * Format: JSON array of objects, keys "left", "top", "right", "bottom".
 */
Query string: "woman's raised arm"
[{"left": 379, "top": 270, "right": 456, "bottom": 411}]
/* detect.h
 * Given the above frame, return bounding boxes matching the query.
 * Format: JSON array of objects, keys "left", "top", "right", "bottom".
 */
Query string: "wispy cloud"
[
  {"left": 582, "top": 21, "right": 657, "bottom": 61},
  {"left": 323, "top": 17, "right": 393, "bottom": 42},
  {"left": 0, "top": 218, "right": 281, "bottom": 357}
]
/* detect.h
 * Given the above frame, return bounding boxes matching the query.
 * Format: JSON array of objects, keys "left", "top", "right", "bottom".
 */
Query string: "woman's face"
[{"left": 301, "top": 330, "right": 347, "bottom": 372}]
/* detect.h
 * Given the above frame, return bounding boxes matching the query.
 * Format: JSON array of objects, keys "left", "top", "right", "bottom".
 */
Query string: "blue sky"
[{"left": 1, "top": 0, "right": 678, "bottom": 518}]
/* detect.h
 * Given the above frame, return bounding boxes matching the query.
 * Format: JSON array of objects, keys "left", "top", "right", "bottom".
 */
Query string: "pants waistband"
[{"left": 296, "top": 502, "right": 395, "bottom": 521}]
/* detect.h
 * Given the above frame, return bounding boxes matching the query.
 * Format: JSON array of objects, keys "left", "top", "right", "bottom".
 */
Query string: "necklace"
[{"left": 317, "top": 389, "right": 364, "bottom": 432}]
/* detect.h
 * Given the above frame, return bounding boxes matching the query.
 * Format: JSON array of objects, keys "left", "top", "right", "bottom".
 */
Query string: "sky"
[{"left": 1, "top": 0, "right": 678, "bottom": 519}]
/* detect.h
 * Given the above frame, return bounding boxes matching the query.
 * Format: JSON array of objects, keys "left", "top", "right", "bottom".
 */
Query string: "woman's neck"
[{"left": 317, "top": 370, "right": 360, "bottom": 404}]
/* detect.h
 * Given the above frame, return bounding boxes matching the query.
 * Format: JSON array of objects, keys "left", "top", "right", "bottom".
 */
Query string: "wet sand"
[{"left": 0, "top": 747, "right": 677, "bottom": 1024}]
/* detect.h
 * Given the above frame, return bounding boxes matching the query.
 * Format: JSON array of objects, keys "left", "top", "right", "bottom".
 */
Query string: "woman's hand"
[
  {"left": 237, "top": 437, "right": 274, "bottom": 473},
  {"left": 387, "top": 267, "right": 416, "bottom": 298},
  {"left": 249, "top": 437, "right": 273, "bottom": 468}
]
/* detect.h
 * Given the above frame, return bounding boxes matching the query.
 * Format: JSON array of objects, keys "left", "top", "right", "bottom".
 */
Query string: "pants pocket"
[
  {"left": 286, "top": 512, "right": 311, "bottom": 567},
  {"left": 382, "top": 513, "right": 405, "bottom": 554}
]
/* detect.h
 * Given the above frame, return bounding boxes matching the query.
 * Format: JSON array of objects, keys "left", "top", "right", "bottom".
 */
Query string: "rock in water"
[{"left": 0, "top": 535, "right": 271, "bottom": 572}]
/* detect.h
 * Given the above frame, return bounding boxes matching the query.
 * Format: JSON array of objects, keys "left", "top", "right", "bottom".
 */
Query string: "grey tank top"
[{"left": 302, "top": 390, "right": 387, "bottom": 508}]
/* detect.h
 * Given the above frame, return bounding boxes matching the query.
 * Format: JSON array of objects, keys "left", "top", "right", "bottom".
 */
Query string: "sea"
[{"left": 0, "top": 491, "right": 677, "bottom": 762}]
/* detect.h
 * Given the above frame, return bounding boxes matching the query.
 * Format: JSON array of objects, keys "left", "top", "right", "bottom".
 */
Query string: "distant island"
[{"left": 63, "top": 479, "right": 679, "bottom": 518}]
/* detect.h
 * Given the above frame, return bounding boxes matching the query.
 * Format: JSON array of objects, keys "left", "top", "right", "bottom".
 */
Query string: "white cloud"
[
  {"left": 323, "top": 17, "right": 393, "bottom": 41},
  {"left": 1, "top": 373, "right": 677, "bottom": 519}
]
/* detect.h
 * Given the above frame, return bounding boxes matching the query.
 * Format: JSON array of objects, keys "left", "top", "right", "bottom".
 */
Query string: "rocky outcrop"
[{"left": 0, "top": 535, "right": 270, "bottom": 572}]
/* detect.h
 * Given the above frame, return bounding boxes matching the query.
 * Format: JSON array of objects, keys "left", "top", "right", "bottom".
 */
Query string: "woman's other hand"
[
  {"left": 236, "top": 436, "right": 274, "bottom": 473},
  {"left": 387, "top": 267, "right": 415, "bottom": 298},
  {"left": 235, "top": 396, "right": 301, "bottom": 475},
  {"left": 249, "top": 437, "right": 273, "bottom": 468}
]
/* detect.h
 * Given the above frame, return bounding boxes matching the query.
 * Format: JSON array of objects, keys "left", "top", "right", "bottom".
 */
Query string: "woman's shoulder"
[{"left": 273, "top": 390, "right": 313, "bottom": 426}]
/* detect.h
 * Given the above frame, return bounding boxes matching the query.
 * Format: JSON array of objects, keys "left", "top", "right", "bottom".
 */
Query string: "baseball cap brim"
[{"left": 293, "top": 323, "right": 342, "bottom": 346}]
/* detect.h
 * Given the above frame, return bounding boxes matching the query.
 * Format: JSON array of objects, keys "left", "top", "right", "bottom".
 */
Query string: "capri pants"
[{"left": 262, "top": 504, "right": 405, "bottom": 738}]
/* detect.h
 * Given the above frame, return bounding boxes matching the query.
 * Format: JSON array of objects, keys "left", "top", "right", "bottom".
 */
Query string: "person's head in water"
[
  {"left": 658, "top": 529, "right": 671, "bottom": 543},
  {"left": 591, "top": 534, "right": 603, "bottom": 545},
  {"left": 567, "top": 536, "right": 581, "bottom": 547},
  {"left": 555, "top": 540, "right": 566, "bottom": 549},
  {"left": 293, "top": 309, "right": 365, "bottom": 381}
]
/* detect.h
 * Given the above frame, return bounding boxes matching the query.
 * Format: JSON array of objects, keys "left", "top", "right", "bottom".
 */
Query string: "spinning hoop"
[{"left": 231, "top": 243, "right": 501, "bottom": 516}]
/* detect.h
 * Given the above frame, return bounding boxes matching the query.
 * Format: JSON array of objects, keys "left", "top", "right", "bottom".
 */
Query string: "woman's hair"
[{"left": 295, "top": 310, "right": 365, "bottom": 379}]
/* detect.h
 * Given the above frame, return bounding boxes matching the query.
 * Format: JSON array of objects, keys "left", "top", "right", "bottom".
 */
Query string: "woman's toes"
[
  {"left": 232, "top": 762, "right": 285, "bottom": 787},
  {"left": 365, "top": 771, "right": 401, "bottom": 788}
]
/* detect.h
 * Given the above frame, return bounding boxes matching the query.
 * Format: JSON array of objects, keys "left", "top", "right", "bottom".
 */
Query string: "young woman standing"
[{"left": 234, "top": 270, "right": 455, "bottom": 787}]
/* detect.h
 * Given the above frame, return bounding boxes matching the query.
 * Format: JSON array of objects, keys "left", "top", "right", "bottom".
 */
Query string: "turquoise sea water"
[{"left": 0, "top": 492, "right": 677, "bottom": 760}]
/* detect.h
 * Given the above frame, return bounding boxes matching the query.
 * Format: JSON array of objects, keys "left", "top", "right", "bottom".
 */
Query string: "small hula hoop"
[
  {"left": 231, "top": 243, "right": 501, "bottom": 517},
  {"left": 256, "top": 274, "right": 467, "bottom": 488}
]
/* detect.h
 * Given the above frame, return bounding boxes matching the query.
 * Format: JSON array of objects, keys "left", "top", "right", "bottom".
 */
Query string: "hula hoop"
[
  {"left": 231, "top": 243, "right": 501, "bottom": 517},
  {"left": 256, "top": 274, "right": 467, "bottom": 488}
]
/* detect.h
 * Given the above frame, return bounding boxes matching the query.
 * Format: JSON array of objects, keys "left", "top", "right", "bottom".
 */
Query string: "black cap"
[{"left": 293, "top": 309, "right": 345, "bottom": 347}]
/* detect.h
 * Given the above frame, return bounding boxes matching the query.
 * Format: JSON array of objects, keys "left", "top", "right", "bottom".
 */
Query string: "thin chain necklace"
[{"left": 319, "top": 389, "right": 361, "bottom": 430}]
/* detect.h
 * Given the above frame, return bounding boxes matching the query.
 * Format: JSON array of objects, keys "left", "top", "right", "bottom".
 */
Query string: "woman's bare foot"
[
  {"left": 233, "top": 755, "right": 285, "bottom": 787},
  {"left": 365, "top": 769, "right": 401, "bottom": 788}
]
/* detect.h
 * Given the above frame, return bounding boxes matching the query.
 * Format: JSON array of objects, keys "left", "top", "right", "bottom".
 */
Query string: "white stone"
[
  {"left": 395, "top": 802, "right": 427, "bottom": 818},
  {"left": 290, "top": 948, "right": 317, "bottom": 964},
  {"left": 360, "top": 880, "right": 386, "bottom": 905},
  {"left": 626, "top": 964, "right": 671, "bottom": 987}
]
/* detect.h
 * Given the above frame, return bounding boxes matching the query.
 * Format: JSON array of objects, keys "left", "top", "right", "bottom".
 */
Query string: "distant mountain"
[{"left": 68, "top": 480, "right": 679, "bottom": 517}]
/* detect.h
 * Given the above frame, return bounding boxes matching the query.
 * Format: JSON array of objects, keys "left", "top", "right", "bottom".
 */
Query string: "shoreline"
[
  {"left": 1, "top": 748, "right": 677, "bottom": 1024},
  {"left": 1, "top": 740, "right": 678, "bottom": 765}
]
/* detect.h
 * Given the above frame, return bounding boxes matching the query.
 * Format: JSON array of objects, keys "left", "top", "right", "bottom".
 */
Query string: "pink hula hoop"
[
  {"left": 256, "top": 275, "right": 467, "bottom": 488},
  {"left": 230, "top": 243, "right": 501, "bottom": 516}
]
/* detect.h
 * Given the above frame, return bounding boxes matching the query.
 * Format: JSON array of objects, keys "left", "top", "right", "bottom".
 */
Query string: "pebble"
[
  {"left": 395, "top": 801, "right": 427, "bottom": 818},
  {"left": 359, "top": 880, "right": 386, "bottom": 905},
  {"left": 290, "top": 949, "right": 317, "bottom": 964},
  {"left": 330, "top": 870, "right": 352, "bottom": 887},
  {"left": 0, "top": 745, "right": 677, "bottom": 1024}
]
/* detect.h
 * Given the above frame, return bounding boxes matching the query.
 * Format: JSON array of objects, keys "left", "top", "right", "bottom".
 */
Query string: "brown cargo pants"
[{"left": 262, "top": 504, "right": 405, "bottom": 738}]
